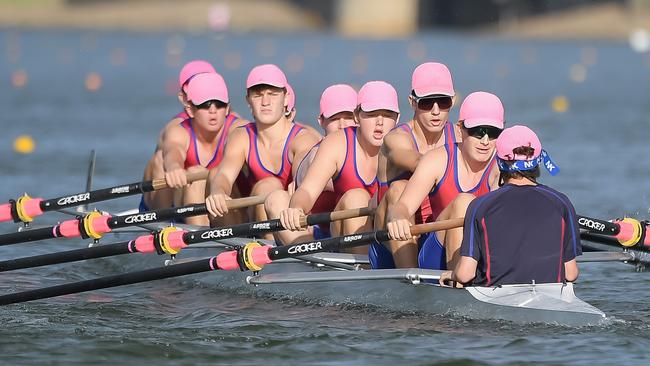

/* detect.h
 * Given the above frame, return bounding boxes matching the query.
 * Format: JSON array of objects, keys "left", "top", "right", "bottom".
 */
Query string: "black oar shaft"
[
  {"left": 0, "top": 195, "right": 266, "bottom": 247},
  {"left": 41, "top": 182, "right": 152, "bottom": 212},
  {"left": 0, "top": 258, "right": 214, "bottom": 306},
  {"left": 577, "top": 215, "right": 619, "bottom": 235},
  {"left": 0, "top": 241, "right": 132, "bottom": 272}
]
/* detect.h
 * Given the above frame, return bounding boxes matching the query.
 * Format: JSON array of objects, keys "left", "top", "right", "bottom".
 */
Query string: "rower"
[
  {"left": 372, "top": 62, "right": 457, "bottom": 268},
  {"left": 278, "top": 81, "right": 399, "bottom": 253},
  {"left": 386, "top": 91, "right": 504, "bottom": 270},
  {"left": 140, "top": 60, "right": 247, "bottom": 212},
  {"left": 265, "top": 84, "right": 358, "bottom": 243},
  {"left": 204, "top": 64, "right": 321, "bottom": 230},
  {"left": 155, "top": 72, "right": 242, "bottom": 226},
  {"left": 438, "top": 125, "right": 578, "bottom": 287}
]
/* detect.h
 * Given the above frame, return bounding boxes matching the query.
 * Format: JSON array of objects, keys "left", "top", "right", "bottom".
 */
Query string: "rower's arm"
[
  {"left": 562, "top": 195, "right": 582, "bottom": 281},
  {"left": 389, "top": 148, "right": 445, "bottom": 220},
  {"left": 289, "top": 132, "right": 342, "bottom": 213},
  {"left": 451, "top": 256, "right": 478, "bottom": 284},
  {"left": 383, "top": 132, "right": 421, "bottom": 172},
  {"left": 161, "top": 124, "right": 189, "bottom": 172},
  {"left": 488, "top": 160, "right": 500, "bottom": 191},
  {"left": 208, "top": 129, "right": 247, "bottom": 196}
]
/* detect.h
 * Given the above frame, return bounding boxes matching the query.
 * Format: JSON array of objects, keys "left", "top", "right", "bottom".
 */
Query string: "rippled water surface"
[{"left": 1, "top": 29, "right": 650, "bottom": 365}]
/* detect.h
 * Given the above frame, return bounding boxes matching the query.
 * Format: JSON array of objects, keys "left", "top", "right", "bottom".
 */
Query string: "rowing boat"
[{"left": 175, "top": 239, "right": 607, "bottom": 327}]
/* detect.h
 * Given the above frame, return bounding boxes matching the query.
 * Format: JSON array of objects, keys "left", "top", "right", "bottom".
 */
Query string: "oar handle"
[
  {"left": 151, "top": 170, "right": 209, "bottom": 190},
  {"left": 299, "top": 207, "right": 374, "bottom": 227},
  {"left": 226, "top": 195, "right": 266, "bottom": 210},
  {"left": 410, "top": 218, "right": 464, "bottom": 236}
]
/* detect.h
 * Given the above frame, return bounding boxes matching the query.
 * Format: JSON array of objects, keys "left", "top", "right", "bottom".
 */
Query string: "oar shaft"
[
  {"left": 268, "top": 218, "right": 465, "bottom": 261},
  {"left": 0, "top": 216, "right": 460, "bottom": 305},
  {"left": 0, "top": 171, "right": 210, "bottom": 223},
  {"left": 0, "top": 258, "right": 214, "bottom": 306},
  {"left": 0, "top": 195, "right": 266, "bottom": 247},
  {"left": 0, "top": 241, "right": 132, "bottom": 272}
]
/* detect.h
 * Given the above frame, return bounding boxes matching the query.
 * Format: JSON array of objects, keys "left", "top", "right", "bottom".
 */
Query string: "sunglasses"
[
  {"left": 413, "top": 96, "right": 453, "bottom": 110},
  {"left": 464, "top": 125, "right": 502, "bottom": 140},
  {"left": 193, "top": 100, "right": 226, "bottom": 110}
]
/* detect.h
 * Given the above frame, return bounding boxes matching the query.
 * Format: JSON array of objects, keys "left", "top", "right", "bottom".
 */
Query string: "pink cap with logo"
[
  {"left": 179, "top": 60, "right": 216, "bottom": 90},
  {"left": 186, "top": 72, "right": 229, "bottom": 105},
  {"left": 246, "top": 64, "right": 288, "bottom": 89},
  {"left": 459, "top": 91, "right": 505, "bottom": 129},
  {"left": 357, "top": 81, "right": 399, "bottom": 114},
  {"left": 320, "top": 84, "right": 358, "bottom": 118},
  {"left": 411, "top": 62, "right": 454, "bottom": 97},
  {"left": 286, "top": 83, "right": 296, "bottom": 112},
  {"left": 496, "top": 125, "right": 542, "bottom": 161}
]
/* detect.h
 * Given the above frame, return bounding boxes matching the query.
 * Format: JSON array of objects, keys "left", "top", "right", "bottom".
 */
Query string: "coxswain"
[{"left": 438, "top": 125, "right": 578, "bottom": 287}]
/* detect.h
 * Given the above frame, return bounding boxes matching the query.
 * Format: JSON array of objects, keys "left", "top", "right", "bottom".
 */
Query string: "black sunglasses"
[
  {"left": 464, "top": 125, "right": 502, "bottom": 140},
  {"left": 193, "top": 100, "right": 227, "bottom": 110},
  {"left": 413, "top": 96, "right": 453, "bottom": 110}
]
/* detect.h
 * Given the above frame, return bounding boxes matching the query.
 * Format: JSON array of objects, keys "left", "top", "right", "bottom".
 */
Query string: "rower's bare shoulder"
[
  {"left": 230, "top": 115, "right": 250, "bottom": 129},
  {"left": 421, "top": 146, "right": 448, "bottom": 167},
  {"left": 293, "top": 125, "right": 323, "bottom": 150},
  {"left": 382, "top": 127, "right": 413, "bottom": 152},
  {"left": 163, "top": 123, "right": 190, "bottom": 145}
]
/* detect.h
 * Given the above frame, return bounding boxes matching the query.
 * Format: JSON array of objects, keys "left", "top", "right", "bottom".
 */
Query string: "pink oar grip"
[
  {"left": 90, "top": 215, "right": 112, "bottom": 234},
  {"left": 133, "top": 235, "right": 155, "bottom": 253},
  {"left": 167, "top": 230, "right": 188, "bottom": 251},
  {"left": 215, "top": 251, "right": 239, "bottom": 271},
  {"left": 0, "top": 203, "right": 12, "bottom": 222},
  {"left": 58, "top": 219, "right": 82, "bottom": 238},
  {"left": 251, "top": 246, "right": 272, "bottom": 266},
  {"left": 23, "top": 198, "right": 44, "bottom": 219}
]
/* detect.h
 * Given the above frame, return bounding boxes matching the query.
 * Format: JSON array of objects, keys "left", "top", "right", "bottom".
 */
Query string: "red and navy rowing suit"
[
  {"left": 332, "top": 127, "right": 378, "bottom": 200},
  {"left": 460, "top": 184, "right": 581, "bottom": 286},
  {"left": 295, "top": 141, "right": 337, "bottom": 239},
  {"left": 416, "top": 145, "right": 496, "bottom": 270},
  {"left": 138, "top": 113, "right": 239, "bottom": 212},
  {"left": 370, "top": 122, "right": 455, "bottom": 269},
  {"left": 235, "top": 122, "right": 305, "bottom": 196}
]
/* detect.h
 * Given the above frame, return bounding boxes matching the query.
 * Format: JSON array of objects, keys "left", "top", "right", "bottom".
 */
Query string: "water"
[{"left": 1, "top": 28, "right": 650, "bottom": 364}]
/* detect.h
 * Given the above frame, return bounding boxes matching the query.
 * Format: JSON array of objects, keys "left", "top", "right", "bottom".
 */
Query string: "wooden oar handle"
[
  {"left": 298, "top": 207, "right": 374, "bottom": 227},
  {"left": 410, "top": 218, "right": 464, "bottom": 236},
  {"left": 152, "top": 170, "right": 210, "bottom": 190},
  {"left": 225, "top": 195, "right": 266, "bottom": 210}
]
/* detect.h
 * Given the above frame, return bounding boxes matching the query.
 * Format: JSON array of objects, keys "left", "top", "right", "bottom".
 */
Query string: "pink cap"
[
  {"left": 357, "top": 81, "right": 399, "bottom": 114},
  {"left": 411, "top": 62, "right": 454, "bottom": 97},
  {"left": 496, "top": 125, "right": 542, "bottom": 161},
  {"left": 320, "top": 84, "right": 358, "bottom": 118},
  {"left": 459, "top": 91, "right": 505, "bottom": 129},
  {"left": 246, "top": 64, "right": 288, "bottom": 89},
  {"left": 178, "top": 60, "right": 216, "bottom": 89},
  {"left": 286, "top": 83, "right": 296, "bottom": 112},
  {"left": 186, "top": 73, "right": 229, "bottom": 104}
]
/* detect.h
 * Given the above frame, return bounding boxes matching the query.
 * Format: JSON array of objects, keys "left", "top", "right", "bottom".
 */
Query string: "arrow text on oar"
[{"left": 0, "top": 170, "right": 208, "bottom": 224}]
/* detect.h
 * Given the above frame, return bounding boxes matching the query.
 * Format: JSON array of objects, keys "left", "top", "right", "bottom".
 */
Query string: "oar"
[
  {"left": 0, "top": 170, "right": 208, "bottom": 224},
  {"left": 0, "top": 195, "right": 265, "bottom": 246},
  {"left": 0, "top": 207, "right": 373, "bottom": 272},
  {"left": 0, "top": 218, "right": 463, "bottom": 305},
  {"left": 577, "top": 214, "right": 649, "bottom": 248}
]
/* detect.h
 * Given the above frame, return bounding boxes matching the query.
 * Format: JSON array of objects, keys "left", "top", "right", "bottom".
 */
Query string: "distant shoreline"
[{"left": 0, "top": 1, "right": 648, "bottom": 41}]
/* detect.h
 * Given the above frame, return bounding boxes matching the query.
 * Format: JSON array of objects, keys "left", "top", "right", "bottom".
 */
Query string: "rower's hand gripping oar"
[
  {"left": 0, "top": 207, "right": 373, "bottom": 272},
  {"left": 0, "top": 217, "right": 461, "bottom": 306},
  {"left": 0, "top": 195, "right": 265, "bottom": 247},
  {"left": 577, "top": 214, "right": 650, "bottom": 249},
  {"left": 0, "top": 170, "right": 208, "bottom": 225}
]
